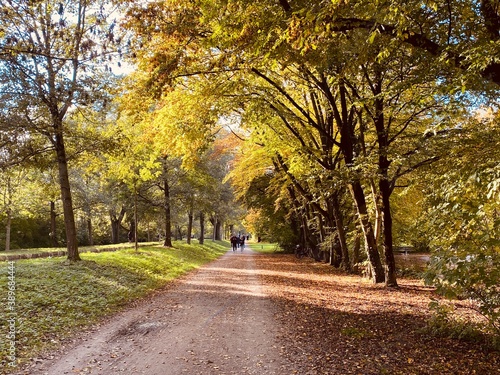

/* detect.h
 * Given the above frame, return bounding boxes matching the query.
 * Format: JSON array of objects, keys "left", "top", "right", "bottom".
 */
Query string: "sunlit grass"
[
  {"left": 248, "top": 242, "right": 282, "bottom": 253},
  {"left": 0, "top": 242, "right": 160, "bottom": 257},
  {"left": 0, "top": 240, "right": 229, "bottom": 373}
]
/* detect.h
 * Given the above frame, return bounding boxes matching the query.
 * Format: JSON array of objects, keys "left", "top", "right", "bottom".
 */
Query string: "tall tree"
[
  {"left": 0, "top": 0, "right": 121, "bottom": 261},
  {"left": 0, "top": 168, "right": 28, "bottom": 251}
]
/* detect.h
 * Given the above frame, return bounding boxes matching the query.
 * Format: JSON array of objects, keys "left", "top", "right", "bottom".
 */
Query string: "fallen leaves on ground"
[{"left": 254, "top": 253, "right": 500, "bottom": 375}]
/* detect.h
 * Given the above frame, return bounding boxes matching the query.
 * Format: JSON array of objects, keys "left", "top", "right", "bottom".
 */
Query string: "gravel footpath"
[{"left": 14, "top": 247, "right": 291, "bottom": 375}]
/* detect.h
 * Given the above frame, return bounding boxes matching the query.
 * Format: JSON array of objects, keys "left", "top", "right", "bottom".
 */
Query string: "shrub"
[{"left": 425, "top": 249, "right": 500, "bottom": 335}]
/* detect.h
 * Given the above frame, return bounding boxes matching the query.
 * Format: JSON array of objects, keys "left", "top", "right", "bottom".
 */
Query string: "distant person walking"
[
  {"left": 240, "top": 236, "right": 245, "bottom": 251},
  {"left": 230, "top": 235, "right": 238, "bottom": 252}
]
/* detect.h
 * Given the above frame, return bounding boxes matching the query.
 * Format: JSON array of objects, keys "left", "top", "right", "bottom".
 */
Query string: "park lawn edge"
[
  {"left": 0, "top": 242, "right": 161, "bottom": 260},
  {"left": 247, "top": 242, "right": 282, "bottom": 254},
  {"left": 0, "top": 240, "right": 229, "bottom": 373}
]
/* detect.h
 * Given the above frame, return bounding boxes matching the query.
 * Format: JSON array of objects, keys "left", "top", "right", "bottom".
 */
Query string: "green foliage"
[
  {"left": 423, "top": 112, "right": 500, "bottom": 335},
  {"left": 340, "top": 327, "right": 370, "bottom": 339},
  {"left": 234, "top": 171, "right": 299, "bottom": 252},
  {"left": 426, "top": 300, "right": 500, "bottom": 349},
  {"left": 425, "top": 251, "right": 500, "bottom": 334},
  {"left": 0, "top": 241, "right": 227, "bottom": 369},
  {"left": 391, "top": 181, "right": 432, "bottom": 252},
  {"left": 0, "top": 216, "right": 56, "bottom": 250}
]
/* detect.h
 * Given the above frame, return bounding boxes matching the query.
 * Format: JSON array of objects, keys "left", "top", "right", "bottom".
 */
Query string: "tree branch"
[{"left": 327, "top": 17, "right": 500, "bottom": 87}]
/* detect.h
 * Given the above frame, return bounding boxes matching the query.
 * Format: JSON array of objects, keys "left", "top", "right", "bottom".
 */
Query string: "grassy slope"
[{"left": 0, "top": 241, "right": 228, "bottom": 372}]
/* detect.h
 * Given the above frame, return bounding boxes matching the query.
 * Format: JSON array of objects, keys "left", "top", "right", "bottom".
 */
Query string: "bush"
[
  {"left": 422, "top": 118, "right": 500, "bottom": 338},
  {"left": 426, "top": 300, "right": 500, "bottom": 349},
  {"left": 425, "top": 249, "right": 500, "bottom": 335}
]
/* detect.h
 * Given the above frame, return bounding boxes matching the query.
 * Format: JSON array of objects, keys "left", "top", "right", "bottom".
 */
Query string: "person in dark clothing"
[{"left": 230, "top": 235, "right": 238, "bottom": 251}]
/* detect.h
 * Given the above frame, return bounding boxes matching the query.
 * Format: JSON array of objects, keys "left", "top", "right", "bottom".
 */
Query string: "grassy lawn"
[
  {"left": 0, "top": 242, "right": 160, "bottom": 259},
  {"left": 247, "top": 242, "right": 282, "bottom": 253},
  {"left": 0, "top": 240, "right": 229, "bottom": 372}
]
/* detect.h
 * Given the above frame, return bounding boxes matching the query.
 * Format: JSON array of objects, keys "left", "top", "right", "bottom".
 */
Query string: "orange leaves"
[{"left": 253, "top": 253, "right": 500, "bottom": 375}]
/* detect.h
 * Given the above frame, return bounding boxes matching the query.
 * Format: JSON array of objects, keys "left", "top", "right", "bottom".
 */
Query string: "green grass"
[
  {"left": 0, "top": 242, "right": 160, "bottom": 258},
  {"left": 340, "top": 326, "right": 370, "bottom": 339},
  {"left": 247, "top": 242, "right": 282, "bottom": 253},
  {"left": 0, "top": 240, "right": 229, "bottom": 372}
]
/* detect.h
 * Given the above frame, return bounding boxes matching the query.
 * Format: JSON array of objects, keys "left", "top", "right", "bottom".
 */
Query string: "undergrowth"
[{"left": 426, "top": 300, "right": 500, "bottom": 351}]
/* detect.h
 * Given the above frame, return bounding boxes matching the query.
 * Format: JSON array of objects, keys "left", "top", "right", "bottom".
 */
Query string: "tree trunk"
[
  {"left": 4, "top": 176, "right": 12, "bottom": 252},
  {"left": 129, "top": 220, "right": 136, "bottom": 243},
  {"left": 329, "top": 235, "right": 343, "bottom": 267},
  {"left": 5, "top": 207, "right": 11, "bottom": 251},
  {"left": 212, "top": 218, "right": 222, "bottom": 241},
  {"left": 372, "top": 68, "right": 398, "bottom": 287},
  {"left": 349, "top": 182, "right": 385, "bottom": 283},
  {"left": 380, "top": 177, "right": 398, "bottom": 287},
  {"left": 304, "top": 206, "right": 321, "bottom": 261},
  {"left": 111, "top": 219, "right": 120, "bottom": 244},
  {"left": 199, "top": 212, "right": 205, "bottom": 244},
  {"left": 375, "top": 133, "right": 398, "bottom": 286},
  {"left": 84, "top": 195, "right": 93, "bottom": 246},
  {"left": 286, "top": 185, "right": 306, "bottom": 248},
  {"left": 175, "top": 225, "right": 182, "bottom": 241},
  {"left": 55, "top": 129, "right": 80, "bottom": 261},
  {"left": 134, "top": 186, "right": 138, "bottom": 251},
  {"left": 331, "top": 193, "right": 351, "bottom": 270},
  {"left": 299, "top": 209, "right": 308, "bottom": 252},
  {"left": 217, "top": 221, "right": 222, "bottom": 240},
  {"left": 370, "top": 179, "right": 382, "bottom": 245},
  {"left": 162, "top": 157, "right": 173, "bottom": 247},
  {"left": 87, "top": 217, "right": 93, "bottom": 246},
  {"left": 110, "top": 206, "right": 126, "bottom": 244},
  {"left": 187, "top": 209, "right": 193, "bottom": 244},
  {"left": 50, "top": 201, "right": 58, "bottom": 247},
  {"left": 352, "top": 229, "right": 361, "bottom": 265}
]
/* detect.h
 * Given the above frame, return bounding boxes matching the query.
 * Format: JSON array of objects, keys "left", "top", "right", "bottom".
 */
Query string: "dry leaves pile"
[{"left": 254, "top": 254, "right": 500, "bottom": 375}]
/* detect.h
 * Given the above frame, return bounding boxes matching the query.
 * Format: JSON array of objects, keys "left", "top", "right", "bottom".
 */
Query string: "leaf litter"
[{"left": 253, "top": 253, "right": 500, "bottom": 375}]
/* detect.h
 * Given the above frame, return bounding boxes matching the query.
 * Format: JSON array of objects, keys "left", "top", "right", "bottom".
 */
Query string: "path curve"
[{"left": 24, "top": 247, "right": 286, "bottom": 375}]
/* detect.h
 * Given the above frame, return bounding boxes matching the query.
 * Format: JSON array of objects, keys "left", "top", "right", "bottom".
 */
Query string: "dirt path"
[{"left": 21, "top": 247, "right": 287, "bottom": 375}]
